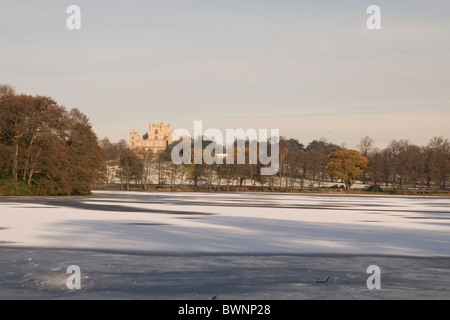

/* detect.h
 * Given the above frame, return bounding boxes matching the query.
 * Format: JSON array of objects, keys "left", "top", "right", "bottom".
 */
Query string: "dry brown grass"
[{"left": 95, "top": 185, "right": 449, "bottom": 196}]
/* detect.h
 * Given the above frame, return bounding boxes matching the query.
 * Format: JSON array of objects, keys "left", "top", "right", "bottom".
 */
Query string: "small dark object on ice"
[
  {"left": 316, "top": 276, "right": 330, "bottom": 284},
  {"left": 211, "top": 295, "right": 217, "bottom": 300}
]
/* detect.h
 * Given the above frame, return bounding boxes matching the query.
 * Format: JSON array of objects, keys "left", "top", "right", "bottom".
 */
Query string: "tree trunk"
[
  {"left": 171, "top": 164, "right": 175, "bottom": 188},
  {"left": 26, "top": 148, "right": 40, "bottom": 186},
  {"left": 345, "top": 179, "right": 352, "bottom": 192},
  {"left": 12, "top": 141, "right": 19, "bottom": 181},
  {"left": 27, "top": 169, "right": 34, "bottom": 186},
  {"left": 217, "top": 177, "right": 221, "bottom": 191}
]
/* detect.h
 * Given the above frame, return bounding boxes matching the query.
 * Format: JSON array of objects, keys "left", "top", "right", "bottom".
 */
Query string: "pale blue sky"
[{"left": 1, "top": 0, "right": 449, "bottom": 148}]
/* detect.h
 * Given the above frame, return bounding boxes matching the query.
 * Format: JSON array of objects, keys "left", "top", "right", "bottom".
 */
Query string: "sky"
[{"left": 1, "top": 0, "right": 449, "bottom": 149}]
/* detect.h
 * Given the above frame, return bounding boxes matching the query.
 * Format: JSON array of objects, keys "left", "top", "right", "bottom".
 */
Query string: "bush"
[
  {"left": 0, "top": 178, "right": 34, "bottom": 196},
  {"left": 367, "top": 184, "right": 383, "bottom": 192}
]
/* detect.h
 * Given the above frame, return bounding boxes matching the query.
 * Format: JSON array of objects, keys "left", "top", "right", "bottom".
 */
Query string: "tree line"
[
  {"left": 0, "top": 85, "right": 102, "bottom": 196},
  {"left": 363, "top": 136, "right": 450, "bottom": 191},
  {"left": 99, "top": 135, "right": 450, "bottom": 193}
]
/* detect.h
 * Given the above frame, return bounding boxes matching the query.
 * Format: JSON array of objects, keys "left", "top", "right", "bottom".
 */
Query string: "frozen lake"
[{"left": 1, "top": 191, "right": 450, "bottom": 256}]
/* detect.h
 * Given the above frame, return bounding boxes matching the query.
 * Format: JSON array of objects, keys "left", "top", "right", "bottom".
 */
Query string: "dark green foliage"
[
  {"left": 287, "top": 138, "right": 305, "bottom": 151},
  {"left": 0, "top": 176, "right": 33, "bottom": 196},
  {"left": 306, "top": 139, "right": 341, "bottom": 155},
  {"left": 367, "top": 184, "right": 383, "bottom": 192}
]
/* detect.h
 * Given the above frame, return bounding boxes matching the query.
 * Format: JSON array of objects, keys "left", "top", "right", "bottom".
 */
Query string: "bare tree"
[
  {"left": 118, "top": 149, "right": 143, "bottom": 190},
  {"left": 99, "top": 138, "right": 128, "bottom": 185},
  {"left": 428, "top": 136, "right": 450, "bottom": 153},
  {"left": 0, "top": 84, "right": 15, "bottom": 98},
  {"left": 426, "top": 137, "right": 450, "bottom": 189},
  {"left": 358, "top": 136, "right": 374, "bottom": 157}
]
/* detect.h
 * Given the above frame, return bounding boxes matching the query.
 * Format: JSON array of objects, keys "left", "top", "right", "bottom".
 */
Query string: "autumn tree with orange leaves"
[{"left": 327, "top": 150, "right": 369, "bottom": 191}]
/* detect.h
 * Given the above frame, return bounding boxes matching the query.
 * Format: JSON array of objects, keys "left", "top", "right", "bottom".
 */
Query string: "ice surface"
[{"left": 0, "top": 191, "right": 449, "bottom": 256}]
